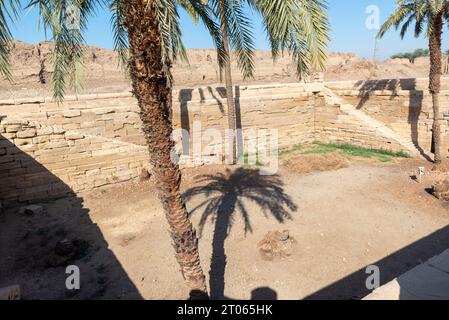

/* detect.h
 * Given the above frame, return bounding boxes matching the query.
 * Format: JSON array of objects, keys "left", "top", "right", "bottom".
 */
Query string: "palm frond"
[
  {"left": 110, "top": 0, "right": 128, "bottom": 69},
  {"left": 0, "top": 0, "right": 20, "bottom": 80},
  {"left": 181, "top": 0, "right": 227, "bottom": 70},
  {"left": 250, "top": 0, "right": 330, "bottom": 79},
  {"left": 28, "top": 0, "right": 101, "bottom": 101},
  {"left": 213, "top": 0, "right": 255, "bottom": 79}
]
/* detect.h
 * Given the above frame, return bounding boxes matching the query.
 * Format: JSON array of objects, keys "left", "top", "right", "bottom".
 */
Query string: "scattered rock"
[
  {"left": 139, "top": 168, "right": 151, "bottom": 181},
  {"left": 431, "top": 163, "right": 449, "bottom": 172},
  {"left": 46, "top": 238, "right": 90, "bottom": 268},
  {"left": 19, "top": 204, "right": 44, "bottom": 216},
  {"left": 55, "top": 239, "right": 75, "bottom": 256},
  {"left": 432, "top": 179, "right": 449, "bottom": 201},
  {"left": 46, "top": 253, "right": 72, "bottom": 268},
  {"left": 258, "top": 230, "right": 297, "bottom": 261},
  {"left": 65, "top": 132, "right": 85, "bottom": 140}
]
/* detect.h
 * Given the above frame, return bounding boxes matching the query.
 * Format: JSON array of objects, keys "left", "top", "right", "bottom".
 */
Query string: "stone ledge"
[{"left": 364, "top": 249, "right": 449, "bottom": 300}]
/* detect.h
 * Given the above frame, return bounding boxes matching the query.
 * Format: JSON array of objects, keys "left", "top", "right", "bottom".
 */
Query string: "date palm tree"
[
  {"left": 207, "top": 0, "right": 330, "bottom": 164},
  {"left": 1, "top": 0, "right": 329, "bottom": 299},
  {"left": 0, "top": 1, "right": 19, "bottom": 80},
  {"left": 378, "top": 0, "right": 449, "bottom": 167}
]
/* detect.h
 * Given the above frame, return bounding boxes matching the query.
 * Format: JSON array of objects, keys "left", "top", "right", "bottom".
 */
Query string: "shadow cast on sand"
[
  {"left": 305, "top": 224, "right": 449, "bottom": 300},
  {"left": 0, "top": 135, "right": 141, "bottom": 299},
  {"left": 183, "top": 167, "right": 297, "bottom": 300}
]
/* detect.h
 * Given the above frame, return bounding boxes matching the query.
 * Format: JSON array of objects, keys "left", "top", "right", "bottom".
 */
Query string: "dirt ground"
[{"left": 1, "top": 157, "right": 449, "bottom": 300}]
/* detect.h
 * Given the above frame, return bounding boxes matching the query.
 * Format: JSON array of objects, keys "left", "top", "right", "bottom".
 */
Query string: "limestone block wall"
[
  {"left": 328, "top": 78, "right": 449, "bottom": 158},
  {"left": 1, "top": 79, "right": 448, "bottom": 206},
  {"left": 313, "top": 93, "right": 407, "bottom": 151},
  {"left": 0, "top": 93, "right": 149, "bottom": 206},
  {"left": 0, "top": 83, "right": 317, "bottom": 206}
]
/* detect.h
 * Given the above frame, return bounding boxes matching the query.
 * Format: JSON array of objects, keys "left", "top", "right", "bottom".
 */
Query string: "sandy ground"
[{"left": 1, "top": 158, "right": 449, "bottom": 300}]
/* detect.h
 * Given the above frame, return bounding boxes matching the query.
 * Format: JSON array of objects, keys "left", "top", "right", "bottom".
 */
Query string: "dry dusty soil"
[{"left": 1, "top": 158, "right": 449, "bottom": 300}]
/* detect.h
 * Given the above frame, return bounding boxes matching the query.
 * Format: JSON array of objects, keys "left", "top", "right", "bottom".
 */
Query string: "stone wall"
[
  {"left": 1, "top": 79, "right": 448, "bottom": 206},
  {"left": 328, "top": 78, "right": 449, "bottom": 159}
]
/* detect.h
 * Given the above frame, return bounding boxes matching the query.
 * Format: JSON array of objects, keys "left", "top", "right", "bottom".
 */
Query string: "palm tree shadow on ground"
[{"left": 183, "top": 167, "right": 298, "bottom": 299}]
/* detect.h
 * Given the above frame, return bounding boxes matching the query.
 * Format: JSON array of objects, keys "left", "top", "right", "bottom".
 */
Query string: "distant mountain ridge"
[{"left": 0, "top": 40, "right": 433, "bottom": 98}]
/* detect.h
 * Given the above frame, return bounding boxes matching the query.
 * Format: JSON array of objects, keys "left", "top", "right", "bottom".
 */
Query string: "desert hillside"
[{"left": 0, "top": 41, "right": 437, "bottom": 98}]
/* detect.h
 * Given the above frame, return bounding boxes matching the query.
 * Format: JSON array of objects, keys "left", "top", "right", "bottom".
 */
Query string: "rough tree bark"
[
  {"left": 218, "top": 0, "right": 237, "bottom": 165},
  {"left": 428, "top": 12, "right": 443, "bottom": 166},
  {"left": 122, "top": 0, "right": 208, "bottom": 299}
]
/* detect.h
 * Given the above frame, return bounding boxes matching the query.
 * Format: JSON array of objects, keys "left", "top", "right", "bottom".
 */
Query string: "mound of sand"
[
  {"left": 258, "top": 230, "right": 297, "bottom": 261},
  {"left": 285, "top": 154, "right": 349, "bottom": 174}
]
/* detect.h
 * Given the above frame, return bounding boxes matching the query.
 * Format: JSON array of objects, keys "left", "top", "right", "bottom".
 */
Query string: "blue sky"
[{"left": 11, "top": 0, "right": 449, "bottom": 60}]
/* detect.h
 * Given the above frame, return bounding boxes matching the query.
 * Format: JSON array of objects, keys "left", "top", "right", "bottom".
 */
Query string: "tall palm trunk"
[
  {"left": 429, "top": 12, "right": 443, "bottom": 165},
  {"left": 218, "top": 0, "right": 237, "bottom": 165},
  {"left": 122, "top": 0, "right": 208, "bottom": 299}
]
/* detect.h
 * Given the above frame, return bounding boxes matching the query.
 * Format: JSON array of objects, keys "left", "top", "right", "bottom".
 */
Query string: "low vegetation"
[
  {"left": 279, "top": 142, "right": 409, "bottom": 163},
  {"left": 390, "top": 48, "right": 429, "bottom": 63}
]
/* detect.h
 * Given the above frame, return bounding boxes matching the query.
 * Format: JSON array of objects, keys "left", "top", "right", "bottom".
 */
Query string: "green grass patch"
[
  {"left": 242, "top": 142, "right": 409, "bottom": 166},
  {"left": 278, "top": 143, "right": 303, "bottom": 157},
  {"left": 303, "top": 142, "right": 409, "bottom": 162}
]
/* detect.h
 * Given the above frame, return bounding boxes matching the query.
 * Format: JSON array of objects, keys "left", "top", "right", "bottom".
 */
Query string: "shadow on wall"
[
  {"left": 304, "top": 223, "right": 449, "bottom": 300},
  {"left": 354, "top": 78, "right": 432, "bottom": 161},
  {"left": 0, "top": 135, "right": 141, "bottom": 300},
  {"left": 183, "top": 167, "right": 297, "bottom": 300},
  {"left": 178, "top": 85, "right": 243, "bottom": 158}
]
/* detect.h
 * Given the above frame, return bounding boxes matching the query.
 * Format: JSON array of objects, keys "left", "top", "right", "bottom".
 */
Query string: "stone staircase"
[{"left": 323, "top": 87, "right": 421, "bottom": 157}]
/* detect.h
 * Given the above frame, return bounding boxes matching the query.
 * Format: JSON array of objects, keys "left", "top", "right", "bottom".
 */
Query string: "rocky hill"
[{"left": 0, "top": 41, "right": 438, "bottom": 99}]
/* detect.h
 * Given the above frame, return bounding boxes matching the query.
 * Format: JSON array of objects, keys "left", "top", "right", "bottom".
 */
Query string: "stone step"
[{"left": 324, "top": 87, "right": 420, "bottom": 157}]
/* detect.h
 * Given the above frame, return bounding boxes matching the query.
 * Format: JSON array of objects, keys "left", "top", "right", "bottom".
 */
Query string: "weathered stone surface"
[
  {"left": 63, "top": 110, "right": 81, "bottom": 118},
  {"left": 19, "top": 204, "right": 44, "bottom": 215},
  {"left": 16, "top": 128, "right": 36, "bottom": 138},
  {"left": 432, "top": 179, "right": 449, "bottom": 201},
  {"left": 1, "top": 81, "right": 449, "bottom": 206},
  {"left": 65, "top": 132, "right": 85, "bottom": 140},
  {"left": 258, "top": 230, "right": 297, "bottom": 261},
  {"left": 55, "top": 239, "right": 75, "bottom": 256},
  {"left": 5, "top": 125, "right": 21, "bottom": 133}
]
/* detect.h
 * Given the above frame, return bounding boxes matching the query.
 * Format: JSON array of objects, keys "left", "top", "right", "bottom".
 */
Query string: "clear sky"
[{"left": 11, "top": 0, "right": 449, "bottom": 60}]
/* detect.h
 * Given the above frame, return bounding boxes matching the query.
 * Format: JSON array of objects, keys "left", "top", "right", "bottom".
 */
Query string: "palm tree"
[
  {"left": 208, "top": 0, "right": 330, "bottom": 164},
  {"left": 0, "top": 1, "right": 19, "bottom": 80},
  {"left": 378, "top": 0, "right": 448, "bottom": 167},
  {"left": 1, "top": 0, "right": 329, "bottom": 299},
  {"left": 3, "top": 0, "right": 222, "bottom": 300}
]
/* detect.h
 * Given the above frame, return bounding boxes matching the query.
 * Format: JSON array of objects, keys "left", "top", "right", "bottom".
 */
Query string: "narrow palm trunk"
[
  {"left": 122, "top": 0, "right": 207, "bottom": 299},
  {"left": 429, "top": 13, "right": 443, "bottom": 165},
  {"left": 219, "top": 0, "right": 237, "bottom": 165}
]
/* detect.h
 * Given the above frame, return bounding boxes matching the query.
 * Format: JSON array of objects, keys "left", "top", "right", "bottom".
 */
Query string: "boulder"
[
  {"left": 258, "top": 230, "right": 297, "bottom": 261},
  {"left": 432, "top": 179, "right": 449, "bottom": 201}
]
